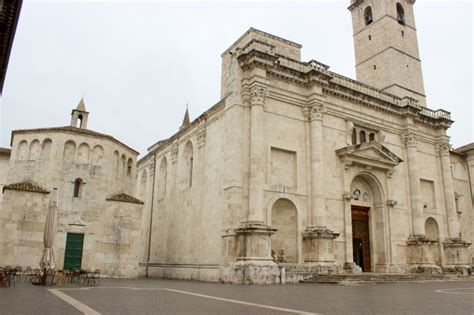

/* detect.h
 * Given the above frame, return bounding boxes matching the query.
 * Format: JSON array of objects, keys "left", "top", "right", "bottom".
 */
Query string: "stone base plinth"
[
  {"left": 220, "top": 260, "right": 281, "bottom": 284},
  {"left": 302, "top": 226, "right": 339, "bottom": 270},
  {"left": 443, "top": 238, "right": 472, "bottom": 275},
  {"left": 220, "top": 221, "right": 280, "bottom": 284},
  {"left": 343, "top": 262, "right": 362, "bottom": 274},
  {"left": 406, "top": 235, "right": 442, "bottom": 274}
]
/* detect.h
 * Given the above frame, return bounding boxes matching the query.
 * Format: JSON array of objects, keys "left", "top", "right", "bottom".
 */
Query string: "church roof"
[
  {"left": 3, "top": 181, "right": 49, "bottom": 194},
  {"left": 11, "top": 126, "right": 139, "bottom": 155},
  {"left": 106, "top": 193, "right": 144, "bottom": 205},
  {"left": 454, "top": 143, "right": 474, "bottom": 154},
  {"left": 75, "top": 97, "right": 87, "bottom": 112},
  {"left": 0, "top": 147, "right": 11, "bottom": 155}
]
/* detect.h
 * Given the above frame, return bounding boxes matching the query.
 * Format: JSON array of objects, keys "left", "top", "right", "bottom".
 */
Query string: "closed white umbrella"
[{"left": 40, "top": 188, "right": 58, "bottom": 270}]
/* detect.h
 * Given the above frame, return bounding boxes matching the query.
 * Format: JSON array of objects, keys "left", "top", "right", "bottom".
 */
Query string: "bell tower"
[
  {"left": 70, "top": 97, "right": 89, "bottom": 129},
  {"left": 348, "top": 0, "right": 426, "bottom": 106}
]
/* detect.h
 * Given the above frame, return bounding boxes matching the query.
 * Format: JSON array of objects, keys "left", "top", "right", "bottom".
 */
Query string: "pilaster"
[{"left": 301, "top": 101, "right": 339, "bottom": 273}]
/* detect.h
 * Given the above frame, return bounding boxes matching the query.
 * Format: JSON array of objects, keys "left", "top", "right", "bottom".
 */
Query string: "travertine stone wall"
[
  {"left": 0, "top": 151, "right": 10, "bottom": 203},
  {"left": 138, "top": 26, "right": 472, "bottom": 281}
]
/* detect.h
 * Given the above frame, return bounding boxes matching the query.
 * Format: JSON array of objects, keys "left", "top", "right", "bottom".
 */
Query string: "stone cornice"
[{"left": 237, "top": 39, "right": 452, "bottom": 130}]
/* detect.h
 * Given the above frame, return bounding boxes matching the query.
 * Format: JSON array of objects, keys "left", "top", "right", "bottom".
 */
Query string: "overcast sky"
[{"left": 1, "top": 0, "right": 472, "bottom": 156}]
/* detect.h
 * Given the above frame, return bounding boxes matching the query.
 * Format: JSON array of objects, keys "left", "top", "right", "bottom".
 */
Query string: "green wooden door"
[{"left": 64, "top": 233, "right": 84, "bottom": 270}]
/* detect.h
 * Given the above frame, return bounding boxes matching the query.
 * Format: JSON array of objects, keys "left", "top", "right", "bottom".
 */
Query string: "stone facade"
[
  {"left": 0, "top": 148, "right": 11, "bottom": 203},
  {"left": 0, "top": 100, "right": 144, "bottom": 278},
  {"left": 138, "top": 0, "right": 472, "bottom": 284}
]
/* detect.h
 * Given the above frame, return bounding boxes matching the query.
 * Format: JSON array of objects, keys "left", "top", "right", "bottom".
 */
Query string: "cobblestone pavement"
[{"left": 0, "top": 278, "right": 473, "bottom": 314}]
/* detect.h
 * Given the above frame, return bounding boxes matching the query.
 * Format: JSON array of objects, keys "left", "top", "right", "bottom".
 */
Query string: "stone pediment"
[{"left": 336, "top": 142, "right": 403, "bottom": 171}]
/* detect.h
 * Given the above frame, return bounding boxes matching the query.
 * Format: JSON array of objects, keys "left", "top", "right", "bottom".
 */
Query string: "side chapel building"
[{"left": 137, "top": 0, "right": 473, "bottom": 283}]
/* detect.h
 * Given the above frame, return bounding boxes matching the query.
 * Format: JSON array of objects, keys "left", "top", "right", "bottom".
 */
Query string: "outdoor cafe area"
[{"left": 0, "top": 265, "right": 101, "bottom": 287}]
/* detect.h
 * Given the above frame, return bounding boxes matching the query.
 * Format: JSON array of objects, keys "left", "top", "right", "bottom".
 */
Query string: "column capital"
[
  {"left": 249, "top": 86, "right": 267, "bottom": 106},
  {"left": 436, "top": 141, "right": 451, "bottom": 157},
  {"left": 302, "top": 102, "right": 326, "bottom": 121},
  {"left": 171, "top": 143, "right": 179, "bottom": 163},
  {"left": 403, "top": 131, "right": 417, "bottom": 148}
]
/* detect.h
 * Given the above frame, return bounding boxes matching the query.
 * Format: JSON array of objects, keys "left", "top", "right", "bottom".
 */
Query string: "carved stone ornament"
[
  {"left": 171, "top": 143, "right": 179, "bottom": 163},
  {"left": 302, "top": 102, "right": 326, "bottom": 121},
  {"left": 250, "top": 86, "right": 266, "bottom": 105},
  {"left": 148, "top": 162, "right": 155, "bottom": 177},
  {"left": 197, "top": 127, "right": 206, "bottom": 148},
  {"left": 436, "top": 141, "right": 451, "bottom": 157},
  {"left": 403, "top": 131, "right": 417, "bottom": 147}
]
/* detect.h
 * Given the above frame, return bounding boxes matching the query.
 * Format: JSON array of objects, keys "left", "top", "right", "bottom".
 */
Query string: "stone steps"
[{"left": 302, "top": 273, "right": 453, "bottom": 284}]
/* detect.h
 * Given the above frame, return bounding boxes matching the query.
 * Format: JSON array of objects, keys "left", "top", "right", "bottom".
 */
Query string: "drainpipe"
[{"left": 146, "top": 153, "right": 157, "bottom": 277}]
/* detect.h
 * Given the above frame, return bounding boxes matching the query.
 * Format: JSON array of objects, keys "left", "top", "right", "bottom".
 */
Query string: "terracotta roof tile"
[
  {"left": 3, "top": 181, "right": 49, "bottom": 194},
  {"left": 0, "top": 147, "right": 11, "bottom": 155},
  {"left": 106, "top": 193, "right": 144, "bottom": 205}
]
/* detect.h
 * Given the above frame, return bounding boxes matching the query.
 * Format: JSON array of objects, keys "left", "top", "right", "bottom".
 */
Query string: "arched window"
[
  {"left": 73, "top": 178, "right": 83, "bottom": 197},
  {"left": 29, "top": 140, "right": 41, "bottom": 160},
  {"left": 17, "top": 140, "right": 29, "bottom": 161},
  {"left": 158, "top": 157, "right": 168, "bottom": 199},
  {"left": 183, "top": 141, "right": 194, "bottom": 188},
  {"left": 397, "top": 3, "right": 405, "bottom": 25},
  {"left": 77, "top": 114, "right": 83, "bottom": 128},
  {"left": 359, "top": 131, "right": 367, "bottom": 144},
  {"left": 369, "top": 133, "right": 375, "bottom": 142},
  {"left": 41, "top": 139, "right": 53, "bottom": 160},
  {"left": 63, "top": 140, "right": 76, "bottom": 162},
  {"left": 364, "top": 6, "right": 373, "bottom": 25},
  {"left": 127, "top": 158, "right": 133, "bottom": 177}
]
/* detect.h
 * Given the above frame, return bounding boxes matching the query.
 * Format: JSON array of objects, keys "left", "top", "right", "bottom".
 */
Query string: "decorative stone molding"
[
  {"left": 303, "top": 101, "right": 326, "bottom": 121},
  {"left": 241, "top": 86, "right": 251, "bottom": 105},
  {"left": 171, "top": 143, "right": 179, "bottom": 163},
  {"left": 342, "top": 192, "right": 352, "bottom": 201},
  {"left": 235, "top": 221, "right": 276, "bottom": 235},
  {"left": 302, "top": 104, "right": 312, "bottom": 121},
  {"left": 249, "top": 86, "right": 266, "bottom": 105},
  {"left": 148, "top": 163, "right": 155, "bottom": 177},
  {"left": 443, "top": 238, "right": 471, "bottom": 248},
  {"left": 386, "top": 200, "right": 398, "bottom": 207},
  {"left": 197, "top": 127, "right": 206, "bottom": 148},
  {"left": 403, "top": 131, "right": 417, "bottom": 148},
  {"left": 303, "top": 226, "right": 339, "bottom": 240},
  {"left": 406, "top": 234, "right": 436, "bottom": 245},
  {"left": 436, "top": 141, "right": 451, "bottom": 157}
]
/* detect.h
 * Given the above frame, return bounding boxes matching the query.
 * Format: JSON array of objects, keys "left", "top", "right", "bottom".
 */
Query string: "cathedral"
[{"left": 0, "top": 0, "right": 473, "bottom": 284}]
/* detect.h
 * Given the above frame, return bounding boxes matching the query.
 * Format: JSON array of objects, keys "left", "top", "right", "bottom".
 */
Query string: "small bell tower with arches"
[{"left": 70, "top": 97, "right": 89, "bottom": 129}]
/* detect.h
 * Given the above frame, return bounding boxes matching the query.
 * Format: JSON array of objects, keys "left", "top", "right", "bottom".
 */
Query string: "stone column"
[
  {"left": 438, "top": 141, "right": 472, "bottom": 274},
  {"left": 438, "top": 141, "right": 460, "bottom": 239},
  {"left": 403, "top": 131, "right": 440, "bottom": 274},
  {"left": 248, "top": 86, "right": 266, "bottom": 223},
  {"left": 220, "top": 84, "right": 279, "bottom": 284},
  {"left": 302, "top": 101, "right": 339, "bottom": 274},
  {"left": 404, "top": 131, "right": 424, "bottom": 236}
]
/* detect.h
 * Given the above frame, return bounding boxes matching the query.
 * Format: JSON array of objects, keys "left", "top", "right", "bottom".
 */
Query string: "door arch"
[
  {"left": 350, "top": 173, "right": 387, "bottom": 272},
  {"left": 271, "top": 198, "right": 298, "bottom": 263}
]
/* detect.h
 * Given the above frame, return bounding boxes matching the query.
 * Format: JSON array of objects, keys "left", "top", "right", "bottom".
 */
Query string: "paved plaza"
[{"left": 0, "top": 278, "right": 473, "bottom": 314}]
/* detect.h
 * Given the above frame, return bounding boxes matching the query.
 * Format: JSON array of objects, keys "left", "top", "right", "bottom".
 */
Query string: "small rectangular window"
[
  {"left": 401, "top": 31, "right": 405, "bottom": 37},
  {"left": 373, "top": 65, "right": 377, "bottom": 70},
  {"left": 368, "top": 35, "right": 372, "bottom": 41}
]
